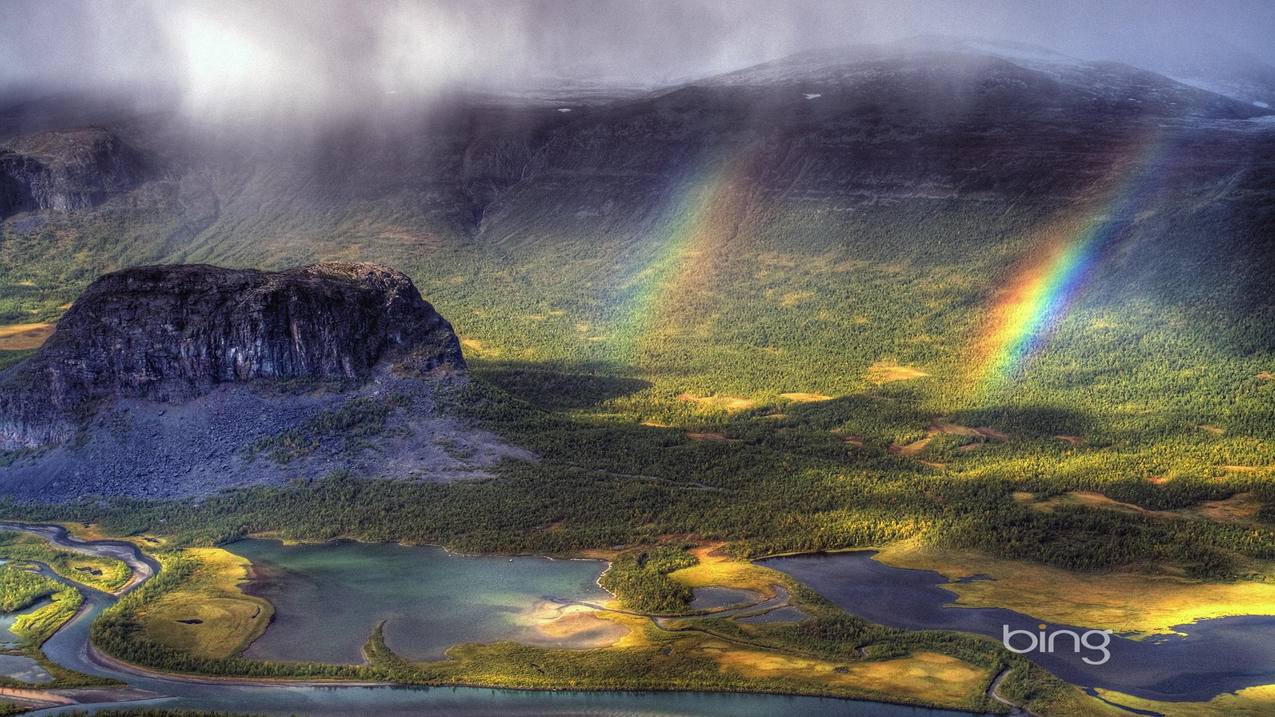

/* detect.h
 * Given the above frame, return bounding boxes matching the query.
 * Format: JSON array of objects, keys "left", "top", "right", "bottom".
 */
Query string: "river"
[{"left": 0, "top": 524, "right": 978, "bottom": 717}]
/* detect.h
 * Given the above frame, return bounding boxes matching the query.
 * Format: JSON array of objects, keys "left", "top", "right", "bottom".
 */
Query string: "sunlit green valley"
[{"left": 1, "top": 3, "right": 1274, "bottom": 717}]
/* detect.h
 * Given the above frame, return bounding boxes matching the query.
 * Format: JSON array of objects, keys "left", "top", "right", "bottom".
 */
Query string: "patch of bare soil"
[
  {"left": 1027, "top": 490, "right": 1263, "bottom": 526},
  {"left": 0, "top": 322, "right": 54, "bottom": 350},
  {"left": 459, "top": 337, "right": 500, "bottom": 357},
  {"left": 686, "top": 432, "right": 739, "bottom": 443},
  {"left": 889, "top": 420, "right": 1007, "bottom": 459},
  {"left": 889, "top": 435, "right": 934, "bottom": 457},
  {"left": 677, "top": 393, "right": 755, "bottom": 412},
  {"left": 866, "top": 361, "right": 930, "bottom": 384},
  {"left": 519, "top": 601, "right": 629, "bottom": 649},
  {"left": 834, "top": 432, "right": 866, "bottom": 447},
  {"left": 780, "top": 392, "right": 833, "bottom": 403},
  {"left": 1223, "top": 465, "right": 1266, "bottom": 473},
  {"left": 1194, "top": 493, "right": 1263, "bottom": 524}
]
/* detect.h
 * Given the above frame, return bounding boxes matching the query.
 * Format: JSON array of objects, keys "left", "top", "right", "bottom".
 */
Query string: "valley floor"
[{"left": 0, "top": 523, "right": 1272, "bottom": 717}]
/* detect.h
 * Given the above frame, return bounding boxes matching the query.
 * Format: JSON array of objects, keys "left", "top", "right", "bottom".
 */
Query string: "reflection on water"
[
  {"left": 761, "top": 551, "right": 1275, "bottom": 701},
  {"left": 21, "top": 524, "right": 978, "bottom": 717},
  {"left": 0, "top": 653, "right": 53, "bottom": 683},
  {"left": 228, "top": 539, "right": 617, "bottom": 662}
]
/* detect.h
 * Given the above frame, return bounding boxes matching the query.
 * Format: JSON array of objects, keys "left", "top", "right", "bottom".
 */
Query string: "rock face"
[
  {"left": 0, "top": 262, "right": 464, "bottom": 450},
  {"left": 0, "top": 127, "right": 147, "bottom": 217}
]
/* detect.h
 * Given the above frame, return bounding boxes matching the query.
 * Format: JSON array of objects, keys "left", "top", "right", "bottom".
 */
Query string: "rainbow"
[
  {"left": 606, "top": 151, "right": 760, "bottom": 366},
  {"left": 970, "top": 130, "right": 1167, "bottom": 395}
]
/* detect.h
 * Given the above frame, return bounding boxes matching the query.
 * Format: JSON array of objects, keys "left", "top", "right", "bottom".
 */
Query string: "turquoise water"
[
  {"left": 228, "top": 539, "right": 615, "bottom": 661},
  {"left": 14, "top": 523, "right": 978, "bottom": 717}
]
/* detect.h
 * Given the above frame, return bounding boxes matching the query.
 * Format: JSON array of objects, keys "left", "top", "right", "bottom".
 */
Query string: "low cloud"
[{"left": 2, "top": 0, "right": 1273, "bottom": 123}]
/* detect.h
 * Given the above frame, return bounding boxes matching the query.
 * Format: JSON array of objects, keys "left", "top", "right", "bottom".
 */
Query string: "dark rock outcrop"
[
  {"left": 0, "top": 127, "right": 147, "bottom": 217},
  {"left": 0, "top": 262, "right": 464, "bottom": 450}
]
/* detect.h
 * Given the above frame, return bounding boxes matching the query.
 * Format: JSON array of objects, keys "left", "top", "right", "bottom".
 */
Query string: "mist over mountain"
[{"left": 4, "top": 0, "right": 1275, "bottom": 125}]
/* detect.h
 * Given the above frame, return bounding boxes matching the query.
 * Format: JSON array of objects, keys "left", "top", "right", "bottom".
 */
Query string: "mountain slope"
[{"left": 0, "top": 262, "right": 526, "bottom": 501}]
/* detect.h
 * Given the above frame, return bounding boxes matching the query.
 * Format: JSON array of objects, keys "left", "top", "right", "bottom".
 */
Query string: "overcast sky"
[{"left": 3, "top": 0, "right": 1273, "bottom": 119}]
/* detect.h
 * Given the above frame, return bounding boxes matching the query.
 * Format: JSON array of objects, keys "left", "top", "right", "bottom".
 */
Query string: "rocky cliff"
[
  {"left": 0, "top": 127, "right": 147, "bottom": 217},
  {"left": 0, "top": 262, "right": 464, "bottom": 450}
]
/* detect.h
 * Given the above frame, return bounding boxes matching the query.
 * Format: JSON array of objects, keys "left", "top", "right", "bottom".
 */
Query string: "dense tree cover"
[
  {"left": 0, "top": 563, "right": 57, "bottom": 612},
  {"left": 598, "top": 545, "right": 697, "bottom": 613},
  {"left": 11, "top": 369, "right": 1272, "bottom": 582},
  {"left": 3, "top": 163, "right": 1274, "bottom": 584}
]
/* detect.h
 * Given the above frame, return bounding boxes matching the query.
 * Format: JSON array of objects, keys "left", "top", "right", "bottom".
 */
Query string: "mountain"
[
  {"left": 0, "top": 127, "right": 148, "bottom": 217},
  {"left": 1099, "top": 32, "right": 1275, "bottom": 109},
  {"left": 0, "top": 262, "right": 527, "bottom": 501},
  {"left": 696, "top": 36, "right": 1267, "bottom": 120},
  {"left": 0, "top": 38, "right": 1271, "bottom": 505}
]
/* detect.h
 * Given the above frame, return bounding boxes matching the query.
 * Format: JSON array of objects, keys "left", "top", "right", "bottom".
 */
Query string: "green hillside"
[{"left": 3, "top": 57, "right": 1275, "bottom": 583}]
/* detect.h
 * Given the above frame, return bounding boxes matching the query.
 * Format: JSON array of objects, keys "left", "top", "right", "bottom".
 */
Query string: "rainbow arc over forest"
[
  {"left": 606, "top": 150, "right": 762, "bottom": 365},
  {"left": 969, "top": 130, "right": 1169, "bottom": 396}
]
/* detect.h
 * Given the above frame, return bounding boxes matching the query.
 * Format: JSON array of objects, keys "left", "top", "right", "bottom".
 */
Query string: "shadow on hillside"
[
  {"left": 945, "top": 404, "right": 1095, "bottom": 438},
  {"left": 473, "top": 361, "right": 651, "bottom": 410}
]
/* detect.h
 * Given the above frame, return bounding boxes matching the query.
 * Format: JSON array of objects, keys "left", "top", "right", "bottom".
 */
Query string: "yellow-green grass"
[
  {"left": 1093, "top": 684, "right": 1275, "bottom": 716},
  {"left": 136, "top": 548, "right": 272, "bottom": 660},
  {"left": 876, "top": 541, "right": 1275, "bottom": 635},
  {"left": 667, "top": 544, "right": 783, "bottom": 595},
  {"left": 57, "top": 522, "right": 168, "bottom": 549},
  {"left": 0, "top": 322, "right": 53, "bottom": 350},
  {"left": 11, "top": 587, "right": 82, "bottom": 645},
  {"left": 0, "top": 532, "right": 130, "bottom": 593},
  {"left": 712, "top": 646, "right": 985, "bottom": 706},
  {"left": 411, "top": 628, "right": 993, "bottom": 711},
  {"left": 1021, "top": 490, "right": 1264, "bottom": 525}
]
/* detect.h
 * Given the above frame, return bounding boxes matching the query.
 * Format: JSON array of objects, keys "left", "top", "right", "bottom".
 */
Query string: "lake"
[
  {"left": 760, "top": 551, "right": 1275, "bottom": 701},
  {"left": 22, "top": 525, "right": 979, "bottom": 717},
  {"left": 227, "top": 539, "right": 623, "bottom": 662}
]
